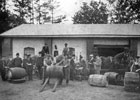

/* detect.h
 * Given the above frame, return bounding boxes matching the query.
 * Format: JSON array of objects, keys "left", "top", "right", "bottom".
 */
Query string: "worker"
[
  {"left": 25, "top": 54, "right": 33, "bottom": 81},
  {"left": 13, "top": 53, "right": 22, "bottom": 67},
  {"left": 93, "top": 53, "right": 102, "bottom": 74},
  {"left": 88, "top": 54, "right": 95, "bottom": 74},
  {"left": 42, "top": 43, "right": 49, "bottom": 56},
  {"left": 70, "top": 54, "right": 76, "bottom": 80},
  {"left": 62, "top": 43, "right": 69, "bottom": 57},
  {"left": 36, "top": 52, "right": 44, "bottom": 80}
]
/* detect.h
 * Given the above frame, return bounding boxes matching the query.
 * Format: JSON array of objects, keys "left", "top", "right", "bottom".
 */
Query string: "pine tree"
[{"left": 73, "top": 1, "right": 108, "bottom": 24}]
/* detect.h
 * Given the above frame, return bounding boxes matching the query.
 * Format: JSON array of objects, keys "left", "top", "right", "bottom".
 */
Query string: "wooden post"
[
  {"left": 86, "top": 38, "right": 93, "bottom": 60},
  {"left": 130, "top": 39, "right": 138, "bottom": 57}
]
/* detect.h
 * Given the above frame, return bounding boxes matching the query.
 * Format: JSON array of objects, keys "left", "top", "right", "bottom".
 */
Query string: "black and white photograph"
[{"left": 0, "top": 0, "right": 140, "bottom": 100}]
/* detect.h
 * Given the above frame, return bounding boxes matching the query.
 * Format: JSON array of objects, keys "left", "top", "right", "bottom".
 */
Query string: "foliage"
[
  {"left": 73, "top": 1, "right": 108, "bottom": 24},
  {"left": 34, "top": 0, "right": 66, "bottom": 24},
  {"left": 12, "top": 0, "right": 33, "bottom": 23},
  {"left": 0, "top": 0, "right": 24, "bottom": 33},
  {"left": 108, "top": 0, "right": 140, "bottom": 24}
]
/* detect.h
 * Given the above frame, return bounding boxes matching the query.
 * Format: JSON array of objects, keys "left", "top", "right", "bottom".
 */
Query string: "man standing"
[
  {"left": 36, "top": 52, "right": 44, "bottom": 80},
  {"left": 63, "top": 43, "right": 69, "bottom": 57},
  {"left": 13, "top": 53, "right": 22, "bottom": 67},
  {"left": 88, "top": 54, "right": 95, "bottom": 74},
  {"left": 70, "top": 55, "right": 76, "bottom": 80},
  {"left": 25, "top": 54, "right": 33, "bottom": 81},
  {"left": 0, "top": 57, "right": 7, "bottom": 81},
  {"left": 62, "top": 55, "right": 70, "bottom": 84},
  {"left": 93, "top": 53, "right": 102, "bottom": 74},
  {"left": 42, "top": 43, "right": 49, "bottom": 56}
]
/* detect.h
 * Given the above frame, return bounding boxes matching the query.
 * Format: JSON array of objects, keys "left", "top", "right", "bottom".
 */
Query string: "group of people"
[
  {"left": 1, "top": 42, "right": 139, "bottom": 82},
  {"left": 88, "top": 47, "right": 140, "bottom": 75},
  {"left": 0, "top": 43, "right": 77, "bottom": 81},
  {"left": 88, "top": 47, "right": 102, "bottom": 75}
]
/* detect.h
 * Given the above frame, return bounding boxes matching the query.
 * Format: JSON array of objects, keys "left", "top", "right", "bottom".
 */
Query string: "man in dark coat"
[
  {"left": 63, "top": 43, "right": 69, "bottom": 57},
  {"left": 36, "top": 52, "right": 44, "bottom": 80},
  {"left": 42, "top": 43, "right": 49, "bottom": 56},
  {"left": 0, "top": 57, "right": 7, "bottom": 81},
  {"left": 70, "top": 55, "right": 76, "bottom": 80},
  {"left": 13, "top": 53, "right": 22, "bottom": 67}
]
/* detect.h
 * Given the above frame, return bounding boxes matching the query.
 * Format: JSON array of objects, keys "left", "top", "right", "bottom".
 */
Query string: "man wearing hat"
[
  {"left": 88, "top": 54, "right": 95, "bottom": 74},
  {"left": 63, "top": 43, "right": 69, "bottom": 57},
  {"left": 13, "top": 53, "right": 22, "bottom": 67},
  {"left": 92, "top": 53, "right": 102, "bottom": 74},
  {"left": 36, "top": 52, "right": 44, "bottom": 80},
  {"left": 25, "top": 54, "right": 33, "bottom": 80},
  {"left": 42, "top": 43, "right": 49, "bottom": 56}
]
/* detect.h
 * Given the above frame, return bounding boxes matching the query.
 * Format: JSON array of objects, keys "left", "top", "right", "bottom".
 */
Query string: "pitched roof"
[{"left": 1, "top": 24, "right": 140, "bottom": 38}]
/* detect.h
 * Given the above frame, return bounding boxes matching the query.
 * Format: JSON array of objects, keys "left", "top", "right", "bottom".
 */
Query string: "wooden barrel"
[
  {"left": 88, "top": 74, "right": 108, "bottom": 87},
  {"left": 104, "top": 72, "right": 119, "bottom": 85},
  {"left": 124, "top": 72, "right": 140, "bottom": 92},
  {"left": 7, "top": 67, "right": 27, "bottom": 79},
  {"left": 45, "top": 65, "right": 64, "bottom": 78}
]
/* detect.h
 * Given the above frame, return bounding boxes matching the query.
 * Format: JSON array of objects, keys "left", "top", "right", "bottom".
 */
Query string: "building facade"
[{"left": 1, "top": 24, "right": 140, "bottom": 62}]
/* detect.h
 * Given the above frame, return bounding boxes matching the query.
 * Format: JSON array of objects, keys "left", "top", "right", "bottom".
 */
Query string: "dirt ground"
[{"left": 0, "top": 76, "right": 140, "bottom": 100}]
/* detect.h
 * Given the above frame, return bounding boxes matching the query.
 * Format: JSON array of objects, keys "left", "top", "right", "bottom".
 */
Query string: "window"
[{"left": 24, "top": 47, "right": 35, "bottom": 57}]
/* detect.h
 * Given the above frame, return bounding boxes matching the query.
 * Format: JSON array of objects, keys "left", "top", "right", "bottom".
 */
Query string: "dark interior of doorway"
[{"left": 96, "top": 45, "right": 129, "bottom": 57}]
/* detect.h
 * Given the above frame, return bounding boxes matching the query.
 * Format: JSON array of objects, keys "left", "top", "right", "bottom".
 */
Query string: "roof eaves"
[{"left": 1, "top": 34, "right": 140, "bottom": 38}]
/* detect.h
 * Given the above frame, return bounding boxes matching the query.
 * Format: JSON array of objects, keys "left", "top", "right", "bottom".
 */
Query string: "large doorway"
[{"left": 95, "top": 45, "right": 129, "bottom": 57}]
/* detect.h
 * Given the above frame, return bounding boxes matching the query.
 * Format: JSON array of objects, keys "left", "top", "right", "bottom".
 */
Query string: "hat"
[
  {"left": 39, "top": 51, "right": 42, "bottom": 54},
  {"left": 65, "top": 43, "right": 68, "bottom": 45},
  {"left": 16, "top": 53, "right": 19, "bottom": 56}
]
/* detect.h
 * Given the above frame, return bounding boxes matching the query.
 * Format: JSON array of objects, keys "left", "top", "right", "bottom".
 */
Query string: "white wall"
[
  {"left": 12, "top": 38, "right": 45, "bottom": 58},
  {"left": 52, "top": 38, "right": 87, "bottom": 62}
]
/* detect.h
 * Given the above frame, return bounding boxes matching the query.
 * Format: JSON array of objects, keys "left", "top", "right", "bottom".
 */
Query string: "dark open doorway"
[{"left": 95, "top": 45, "right": 129, "bottom": 57}]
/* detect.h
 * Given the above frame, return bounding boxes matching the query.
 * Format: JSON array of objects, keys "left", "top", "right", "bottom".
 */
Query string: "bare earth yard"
[{"left": 0, "top": 78, "right": 140, "bottom": 100}]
